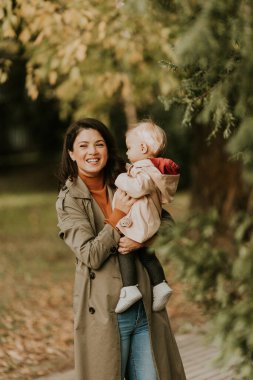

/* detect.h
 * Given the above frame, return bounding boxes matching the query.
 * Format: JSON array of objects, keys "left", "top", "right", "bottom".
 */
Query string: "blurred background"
[{"left": 0, "top": 0, "right": 252, "bottom": 379}]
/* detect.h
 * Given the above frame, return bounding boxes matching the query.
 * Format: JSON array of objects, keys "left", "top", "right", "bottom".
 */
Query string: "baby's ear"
[{"left": 141, "top": 143, "right": 148, "bottom": 154}]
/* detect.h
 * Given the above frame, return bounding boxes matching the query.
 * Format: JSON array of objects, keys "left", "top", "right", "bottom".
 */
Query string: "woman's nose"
[{"left": 87, "top": 145, "right": 96, "bottom": 154}]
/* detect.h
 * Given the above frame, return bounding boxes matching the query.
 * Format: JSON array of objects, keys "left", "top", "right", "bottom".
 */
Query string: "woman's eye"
[{"left": 96, "top": 144, "right": 105, "bottom": 147}]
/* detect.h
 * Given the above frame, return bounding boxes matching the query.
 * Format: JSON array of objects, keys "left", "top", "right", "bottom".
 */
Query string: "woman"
[{"left": 56, "top": 118, "right": 186, "bottom": 380}]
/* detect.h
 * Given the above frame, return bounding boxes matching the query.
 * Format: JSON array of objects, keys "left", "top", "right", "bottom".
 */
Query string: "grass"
[
  {"left": 0, "top": 192, "right": 74, "bottom": 379},
  {"left": 0, "top": 192, "right": 73, "bottom": 303}
]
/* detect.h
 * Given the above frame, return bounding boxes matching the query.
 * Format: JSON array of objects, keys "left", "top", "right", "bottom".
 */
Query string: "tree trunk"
[
  {"left": 109, "top": 100, "right": 128, "bottom": 158},
  {"left": 123, "top": 98, "right": 137, "bottom": 129},
  {"left": 191, "top": 124, "right": 250, "bottom": 221},
  {"left": 121, "top": 75, "right": 137, "bottom": 129}
]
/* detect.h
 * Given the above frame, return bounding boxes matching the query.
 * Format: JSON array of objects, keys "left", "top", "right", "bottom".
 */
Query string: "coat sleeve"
[
  {"left": 56, "top": 194, "right": 121, "bottom": 270},
  {"left": 115, "top": 171, "right": 155, "bottom": 198}
]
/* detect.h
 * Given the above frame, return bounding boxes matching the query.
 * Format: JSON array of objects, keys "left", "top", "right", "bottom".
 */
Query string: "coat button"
[
  {"left": 89, "top": 307, "right": 95, "bottom": 314},
  {"left": 89, "top": 271, "right": 96, "bottom": 279},
  {"left": 111, "top": 246, "right": 118, "bottom": 253},
  {"left": 120, "top": 217, "right": 132, "bottom": 227}
]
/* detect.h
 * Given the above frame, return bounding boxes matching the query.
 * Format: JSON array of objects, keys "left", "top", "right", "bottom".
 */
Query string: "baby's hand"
[{"left": 113, "top": 189, "right": 135, "bottom": 214}]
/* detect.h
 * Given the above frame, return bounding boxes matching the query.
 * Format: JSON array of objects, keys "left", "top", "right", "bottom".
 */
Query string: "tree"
[
  {"left": 0, "top": 0, "right": 174, "bottom": 127},
  {"left": 149, "top": 0, "right": 253, "bottom": 217},
  {"left": 149, "top": 1, "right": 253, "bottom": 376}
]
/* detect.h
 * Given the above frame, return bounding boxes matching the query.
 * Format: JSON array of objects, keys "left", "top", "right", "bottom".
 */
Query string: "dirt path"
[{"left": 37, "top": 332, "right": 235, "bottom": 380}]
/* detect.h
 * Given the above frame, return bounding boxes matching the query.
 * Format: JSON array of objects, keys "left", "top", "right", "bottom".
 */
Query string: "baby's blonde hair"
[{"left": 127, "top": 119, "right": 167, "bottom": 156}]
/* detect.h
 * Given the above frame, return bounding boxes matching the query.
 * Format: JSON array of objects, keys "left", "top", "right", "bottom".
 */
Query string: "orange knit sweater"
[{"left": 79, "top": 173, "right": 125, "bottom": 227}]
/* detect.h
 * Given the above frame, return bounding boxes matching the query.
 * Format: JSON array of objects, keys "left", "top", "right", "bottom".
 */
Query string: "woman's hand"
[
  {"left": 118, "top": 236, "right": 143, "bottom": 254},
  {"left": 113, "top": 189, "right": 135, "bottom": 214}
]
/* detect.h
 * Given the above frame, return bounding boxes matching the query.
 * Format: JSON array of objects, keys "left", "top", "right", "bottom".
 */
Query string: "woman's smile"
[
  {"left": 86, "top": 158, "right": 100, "bottom": 163},
  {"left": 69, "top": 128, "right": 108, "bottom": 177}
]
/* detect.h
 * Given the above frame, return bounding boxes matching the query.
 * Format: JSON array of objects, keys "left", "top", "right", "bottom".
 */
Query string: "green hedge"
[{"left": 156, "top": 210, "right": 253, "bottom": 378}]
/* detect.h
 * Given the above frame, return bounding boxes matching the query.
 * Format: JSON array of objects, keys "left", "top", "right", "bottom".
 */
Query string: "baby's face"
[{"left": 126, "top": 133, "right": 143, "bottom": 163}]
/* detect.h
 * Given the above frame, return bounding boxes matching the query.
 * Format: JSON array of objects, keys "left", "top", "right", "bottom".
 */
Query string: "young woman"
[{"left": 56, "top": 118, "right": 186, "bottom": 380}]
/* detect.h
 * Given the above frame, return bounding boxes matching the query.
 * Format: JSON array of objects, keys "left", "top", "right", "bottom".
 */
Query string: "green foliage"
[
  {"left": 154, "top": 0, "right": 243, "bottom": 124},
  {"left": 150, "top": 0, "right": 253, "bottom": 186},
  {"left": 0, "top": 0, "right": 173, "bottom": 122},
  {"left": 227, "top": 117, "right": 253, "bottom": 185},
  {"left": 148, "top": 1, "right": 253, "bottom": 375},
  {"left": 156, "top": 210, "right": 253, "bottom": 378}
]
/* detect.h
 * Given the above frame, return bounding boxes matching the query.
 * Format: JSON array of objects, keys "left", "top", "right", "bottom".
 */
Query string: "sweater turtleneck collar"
[
  {"left": 79, "top": 172, "right": 112, "bottom": 218},
  {"left": 79, "top": 172, "right": 105, "bottom": 191}
]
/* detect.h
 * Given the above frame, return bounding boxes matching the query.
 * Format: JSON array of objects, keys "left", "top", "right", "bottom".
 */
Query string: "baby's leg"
[
  {"left": 118, "top": 252, "right": 137, "bottom": 286},
  {"left": 115, "top": 253, "right": 142, "bottom": 313},
  {"left": 138, "top": 248, "right": 166, "bottom": 285},
  {"left": 139, "top": 248, "right": 172, "bottom": 312}
]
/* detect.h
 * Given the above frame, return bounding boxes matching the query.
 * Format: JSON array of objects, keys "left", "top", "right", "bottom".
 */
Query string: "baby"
[{"left": 114, "top": 120, "right": 180, "bottom": 313}]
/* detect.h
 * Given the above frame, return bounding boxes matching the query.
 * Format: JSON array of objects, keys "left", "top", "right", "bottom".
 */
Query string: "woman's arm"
[
  {"left": 56, "top": 195, "right": 121, "bottom": 270},
  {"left": 56, "top": 190, "right": 136, "bottom": 269}
]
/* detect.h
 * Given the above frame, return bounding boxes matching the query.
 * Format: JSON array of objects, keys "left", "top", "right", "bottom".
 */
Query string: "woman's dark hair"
[{"left": 57, "top": 118, "right": 125, "bottom": 189}]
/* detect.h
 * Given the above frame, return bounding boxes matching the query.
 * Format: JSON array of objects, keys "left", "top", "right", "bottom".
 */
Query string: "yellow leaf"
[
  {"left": 6, "top": 349, "right": 23, "bottom": 362},
  {"left": 0, "top": 71, "right": 8, "bottom": 83},
  {"left": 19, "top": 28, "right": 31, "bottom": 43},
  {"left": 0, "top": 8, "right": 4, "bottom": 20},
  {"left": 76, "top": 44, "right": 87, "bottom": 61},
  {"left": 70, "top": 67, "right": 81, "bottom": 82},
  {"left": 98, "top": 21, "right": 106, "bottom": 40},
  {"left": 20, "top": 3, "right": 36, "bottom": 18},
  {"left": 2, "top": 19, "right": 16, "bottom": 38},
  {"left": 49, "top": 71, "right": 57, "bottom": 85}
]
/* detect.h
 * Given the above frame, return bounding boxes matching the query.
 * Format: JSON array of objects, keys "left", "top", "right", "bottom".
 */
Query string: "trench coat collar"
[
  {"left": 66, "top": 177, "right": 91, "bottom": 199},
  {"left": 66, "top": 176, "right": 114, "bottom": 201}
]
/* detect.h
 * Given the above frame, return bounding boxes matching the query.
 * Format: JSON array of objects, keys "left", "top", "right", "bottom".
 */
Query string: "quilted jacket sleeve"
[{"left": 115, "top": 170, "right": 155, "bottom": 198}]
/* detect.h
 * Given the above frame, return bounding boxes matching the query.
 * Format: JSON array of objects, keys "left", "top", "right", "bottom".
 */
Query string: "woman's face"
[{"left": 69, "top": 128, "right": 108, "bottom": 177}]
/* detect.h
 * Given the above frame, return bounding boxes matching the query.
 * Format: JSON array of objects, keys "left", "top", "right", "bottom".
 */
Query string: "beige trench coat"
[{"left": 56, "top": 176, "right": 186, "bottom": 380}]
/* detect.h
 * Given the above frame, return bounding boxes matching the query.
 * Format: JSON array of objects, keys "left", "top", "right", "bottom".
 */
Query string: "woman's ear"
[
  {"left": 141, "top": 143, "right": 148, "bottom": 154},
  {"left": 68, "top": 150, "right": 75, "bottom": 161}
]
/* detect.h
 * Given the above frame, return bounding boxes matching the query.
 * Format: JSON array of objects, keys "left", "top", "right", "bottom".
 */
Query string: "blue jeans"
[{"left": 117, "top": 300, "right": 157, "bottom": 380}]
